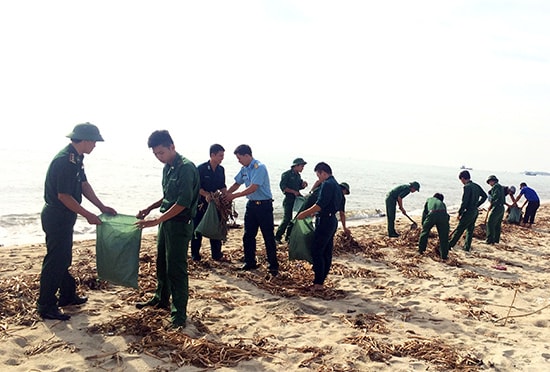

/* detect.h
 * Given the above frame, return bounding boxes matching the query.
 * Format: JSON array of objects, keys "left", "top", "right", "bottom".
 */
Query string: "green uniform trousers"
[
  {"left": 486, "top": 205, "right": 504, "bottom": 244},
  {"left": 385, "top": 197, "right": 399, "bottom": 236},
  {"left": 154, "top": 219, "right": 192, "bottom": 325},
  {"left": 275, "top": 195, "right": 295, "bottom": 241},
  {"left": 449, "top": 210, "right": 479, "bottom": 251},
  {"left": 37, "top": 206, "right": 78, "bottom": 313},
  {"left": 418, "top": 212, "right": 450, "bottom": 259}
]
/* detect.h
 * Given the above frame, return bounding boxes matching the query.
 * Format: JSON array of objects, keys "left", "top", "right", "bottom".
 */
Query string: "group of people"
[
  {"left": 37, "top": 123, "right": 349, "bottom": 327},
  {"left": 386, "top": 170, "right": 541, "bottom": 261}
]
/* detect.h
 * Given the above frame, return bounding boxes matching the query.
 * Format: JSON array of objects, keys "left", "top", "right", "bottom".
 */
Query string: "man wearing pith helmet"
[
  {"left": 275, "top": 157, "right": 308, "bottom": 244},
  {"left": 485, "top": 175, "right": 505, "bottom": 244},
  {"left": 37, "top": 122, "right": 117, "bottom": 321}
]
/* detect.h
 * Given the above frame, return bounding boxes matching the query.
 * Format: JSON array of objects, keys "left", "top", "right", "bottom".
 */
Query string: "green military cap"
[
  {"left": 410, "top": 181, "right": 420, "bottom": 191},
  {"left": 66, "top": 122, "right": 104, "bottom": 141},
  {"left": 292, "top": 157, "right": 307, "bottom": 167},
  {"left": 486, "top": 175, "right": 499, "bottom": 184},
  {"left": 339, "top": 182, "right": 350, "bottom": 194}
]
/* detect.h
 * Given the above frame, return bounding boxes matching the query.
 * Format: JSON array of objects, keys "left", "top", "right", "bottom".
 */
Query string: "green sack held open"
[
  {"left": 288, "top": 217, "right": 314, "bottom": 264},
  {"left": 195, "top": 201, "right": 227, "bottom": 241},
  {"left": 96, "top": 214, "right": 142, "bottom": 288}
]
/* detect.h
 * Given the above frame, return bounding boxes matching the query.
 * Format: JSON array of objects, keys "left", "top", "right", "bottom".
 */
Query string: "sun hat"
[
  {"left": 486, "top": 175, "right": 499, "bottom": 184},
  {"left": 291, "top": 157, "right": 307, "bottom": 167},
  {"left": 339, "top": 182, "right": 350, "bottom": 194},
  {"left": 410, "top": 181, "right": 420, "bottom": 191},
  {"left": 66, "top": 122, "right": 104, "bottom": 141}
]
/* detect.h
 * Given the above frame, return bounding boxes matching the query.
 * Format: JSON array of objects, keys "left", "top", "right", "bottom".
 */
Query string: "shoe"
[
  {"left": 389, "top": 234, "right": 399, "bottom": 238},
  {"left": 136, "top": 298, "right": 170, "bottom": 310},
  {"left": 40, "top": 308, "right": 71, "bottom": 321},
  {"left": 238, "top": 263, "right": 258, "bottom": 271},
  {"left": 213, "top": 255, "right": 231, "bottom": 263},
  {"left": 58, "top": 295, "right": 88, "bottom": 307}
]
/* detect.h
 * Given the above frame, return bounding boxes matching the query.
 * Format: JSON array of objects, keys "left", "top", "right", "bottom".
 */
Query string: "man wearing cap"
[
  {"left": 275, "top": 158, "right": 308, "bottom": 244},
  {"left": 449, "top": 170, "right": 487, "bottom": 252},
  {"left": 38, "top": 122, "right": 117, "bottom": 321},
  {"left": 385, "top": 181, "right": 420, "bottom": 238},
  {"left": 339, "top": 182, "right": 351, "bottom": 235},
  {"left": 485, "top": 175, "right": 505, "bottom": 244}
]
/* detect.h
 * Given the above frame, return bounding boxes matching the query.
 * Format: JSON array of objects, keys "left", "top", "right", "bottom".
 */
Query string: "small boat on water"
[{"left": 460, "top": 165, "right": 472, "bottom": 170}]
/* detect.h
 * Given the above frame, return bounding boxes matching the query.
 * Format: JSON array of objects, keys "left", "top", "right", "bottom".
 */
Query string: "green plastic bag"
[
  {"left": 292, "top": 196, "right": 305, "bottom": 216},
  {"left": 288, "top": 217, "right": 314, "bottom": 264},
  {"left": 195, "top": 201, "right": 226, "bottom": 241},
  {"left": 96, "top": 214, "right": 142, "bottom": 288},
  {"left": 507, "top": 206, "right": 522, "bottom": 224}
]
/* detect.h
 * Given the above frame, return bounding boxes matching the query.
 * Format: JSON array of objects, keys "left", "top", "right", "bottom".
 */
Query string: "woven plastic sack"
[
  {"left": 292, "top": 196, "right": 305, "bottom": 216},
  {"left": 507, "top": 206, "right": 522, "bottom": 224},
  {"left": 195, "top": 201, "right": 226, "bottom": 241},
  {"left": 96, "top": 214, "right": 142, "bottom": 288},
  {"left": 288, "top": 217, "right": 314, "bottom": 264}
]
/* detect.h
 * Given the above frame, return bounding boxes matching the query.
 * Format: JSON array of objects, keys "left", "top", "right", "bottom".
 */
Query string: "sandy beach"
[{"left": 2, "top": 205, "right": 550, "bottom": 371}]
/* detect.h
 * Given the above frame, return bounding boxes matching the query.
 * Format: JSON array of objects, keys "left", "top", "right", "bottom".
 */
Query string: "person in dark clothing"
[
  {"left": 485, "top": 175, "right": 505, "bottom": 244},
  {"left": 38, "top": 123, "right": 117, "bottom": 321},
  {"left": 418, "top": 193, "right": 450, "bottom": 260},
  {"left": 516, "top": 182, "right": 540, "bottom": 227},
  {"left": 191, "top": 144, "right": 228, "bottom": 261},
  {"left": 296, "top": 162, "right": 343, "bottom": 291},
  {"left": 448, "top": 170, "right": 487, "bottom": 252},
  {"left": 275, "top": 157, "right": 308, "bottom": 244}
]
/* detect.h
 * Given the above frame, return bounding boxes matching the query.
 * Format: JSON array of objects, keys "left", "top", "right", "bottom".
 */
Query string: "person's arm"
[
  {"left": 136, "top": 203, "right": 186, "bottom": 229},
  {"left": 296, "top": 204, "right": 321, "bottom": 219},
  {"left": 82, "top": 181, "right": 117, "bottom": 215},
  {"left": 225, "top": 183, "right": 258, "bottom": 202},
  {"left": 339, "top": 210, "right": 350, "bottom": 235},
  {"left": 58, "top": 192, "right": 103, "bottom": 225},
  {"left": 136, "top": 198, "right": 163, "bottom": 219},
  {"left": 397, "top": 196, "right": 405, "bottom": 214}
]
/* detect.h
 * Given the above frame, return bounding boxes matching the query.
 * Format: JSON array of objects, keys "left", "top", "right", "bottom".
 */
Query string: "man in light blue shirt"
[{"left": 225, "top": 144, "right": 279, "bottom": 276}]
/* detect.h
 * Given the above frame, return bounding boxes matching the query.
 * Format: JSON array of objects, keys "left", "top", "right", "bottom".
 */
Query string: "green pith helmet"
[
  {"left": 410, "top": 181, "right": 420, "bottom": 191},
  {"left": 486, "top": 175, "right": 499, "bottom": 184},
  {"left": 66, "top": 122, "right": 104, "bottom": 141},
  {"left": 339, "top": 182, "right": 350, "bottom": 194},
  {"left": 292, "top": 157, "right": 307, "bottom": 167}
]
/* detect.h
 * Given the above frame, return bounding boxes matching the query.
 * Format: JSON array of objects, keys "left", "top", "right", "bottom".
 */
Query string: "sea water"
[{"left": 1, "top": 146, "right": 549, "bottom": 247}]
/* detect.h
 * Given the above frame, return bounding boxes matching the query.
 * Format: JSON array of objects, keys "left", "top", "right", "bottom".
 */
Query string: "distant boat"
[
  {"left": 524, "top": 171, "right": 537, "bottom": 176},
  {"left": 460, "top": 165, "right": 472, "bottom": 170},
  {"left": 524, "top": 171, "right": 550, "bottom": 176}
]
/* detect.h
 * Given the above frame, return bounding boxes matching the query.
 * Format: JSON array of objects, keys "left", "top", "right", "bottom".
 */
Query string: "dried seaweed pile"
[
  {"left": 342, "top": 313, "right": 390, "bottom": 334},
  {"left": 343, "top": 334, "right": 483, "bottom": 370},
  {"left": 88, "top": 310, "right": 277, "bottom": 369},
  {"left": 210, "top": 191, "right": 239, "bottom": 232},
  {"left": 0, "top": 274, "right": 41, "bottom": 327}
]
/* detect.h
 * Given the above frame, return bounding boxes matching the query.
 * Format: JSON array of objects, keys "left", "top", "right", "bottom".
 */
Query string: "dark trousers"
[
  {"left": 275, "top": 195, "right": 295, "bottom": 241},
  {"left": 486, "top": 205, "right": 504, "bottom": 243},
  {"left": 243, "top": 201, "right": 279, "bottom": 271},
  {"left": 385, "top": 197, "right": 398, "bottom": 236},
  {"left": 154, "top": 219, "right": 192, "bottom": 324},
  {"left": 449, "top": 210, "right": 478, "bottom": 251},
  {"left": 37, "top": 206, "right": 78, "bottom": 313},
  {"left": 312, "top": 215, "right": 338, "bottom": 285},
  {"left": 191, "top": 204, "right": 222, "bottom": 260},
  {"left": 418, "top": 212, "right": 450, "bottom": 259},
  {"left": 523, "top": 201, "right": 540, "bottom": 224}
]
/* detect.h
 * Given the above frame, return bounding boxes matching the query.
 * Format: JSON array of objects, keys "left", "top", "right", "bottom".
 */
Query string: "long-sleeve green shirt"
[
  {"left": 489, "top": 183, "right": 505, "bottom": 208},
  {"left": 458, "top": 180, "right": 487, "bottom": 217},
  {"left": 421, "top": 197, "right": 447, "bottom": 223},
  {"left": 386, "top": 184, "right": 411, "bottom": 201}
]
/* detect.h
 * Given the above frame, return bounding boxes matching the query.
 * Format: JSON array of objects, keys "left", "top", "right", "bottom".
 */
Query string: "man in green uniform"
[
  {"left": 418, "top": 193, "right": 450, "bottom": 260},
  {"left": 135, "top": 130, "right": 200, "bottom": 328},
  {"left": 38, "top": 123, "right": 117, "bottom": 321},
  {"left": 385, "top": 181, "right": 420, "bottom": 237},
  {"left": 275, "top": 157, "right": 308, "bottom": 244},
  {"left": 485, "top": 175, "right": 505, "bottom": 244},
  {"left": 449, "top": 170, "right": 487, "bottom": 252}
]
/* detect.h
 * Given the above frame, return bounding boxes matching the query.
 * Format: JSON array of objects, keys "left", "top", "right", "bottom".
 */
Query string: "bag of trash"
[
  {"left": 96, "top": 214, "right": 142, "bottom": 288},
  {"left": 195, "top": 201, "right": 226, "bottom": 241},
  {"left": 288, "top": 217, "right": 314, "bottom": 264}
]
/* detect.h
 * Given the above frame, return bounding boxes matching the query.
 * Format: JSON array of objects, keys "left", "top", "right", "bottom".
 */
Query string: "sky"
[{"left": 1, "top": 0, "right": 549, "bottom": 172}]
